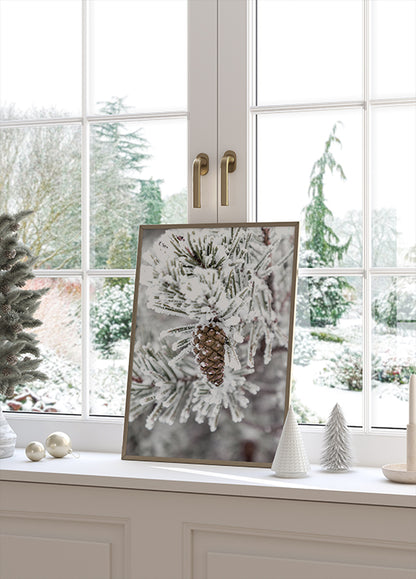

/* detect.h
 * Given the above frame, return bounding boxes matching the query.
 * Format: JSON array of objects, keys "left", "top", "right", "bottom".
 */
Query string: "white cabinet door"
[{"left": 1, "top": 481, "right": 415, "bottom": 579}]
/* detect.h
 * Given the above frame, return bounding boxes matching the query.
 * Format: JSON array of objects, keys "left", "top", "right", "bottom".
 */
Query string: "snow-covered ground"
[
  {"left": 3, "top": 327, "right": 413, "bottom": 430},
  {"left": 292, "top": 325, "right": 413, "bottom": 428},
  {"left": 293, "top": 362, "right": 408, "bottom": 427}
]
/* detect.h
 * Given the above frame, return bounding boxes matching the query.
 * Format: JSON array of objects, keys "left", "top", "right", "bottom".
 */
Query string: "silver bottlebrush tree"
[{"left": 321, "top": 403, "right": 352, "bottom": 472}]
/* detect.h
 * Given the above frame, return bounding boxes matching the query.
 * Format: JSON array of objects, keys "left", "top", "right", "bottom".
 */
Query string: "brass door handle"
[
  {"left": 192, "top": 153, "right": 209, "bottom": 208},
  {"left": 220, "top": 150, "right": 237, "bottom": 206}
]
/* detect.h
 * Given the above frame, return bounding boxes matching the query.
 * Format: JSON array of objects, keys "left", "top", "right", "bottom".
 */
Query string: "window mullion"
[
  {"left": 81, "top": 0, "right": 90, "bottom": 420},
  {"left": 362, "top": 0, "right": 371, "bottom": 433}
]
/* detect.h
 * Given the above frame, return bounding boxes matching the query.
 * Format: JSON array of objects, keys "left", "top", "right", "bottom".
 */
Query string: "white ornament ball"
[
  {"left": 25, "top": 441, "right": 46, "bottom": 462},
  {"left": 45, "top": 431, "right": 72, "bottom": 458}
]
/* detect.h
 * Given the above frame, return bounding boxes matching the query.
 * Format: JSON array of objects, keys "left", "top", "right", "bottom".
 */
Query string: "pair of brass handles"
[{"left": 193, "top": 150, "right": 237, "bottom": 208}]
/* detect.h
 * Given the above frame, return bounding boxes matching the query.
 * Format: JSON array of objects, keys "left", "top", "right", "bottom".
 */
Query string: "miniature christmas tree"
[
  {"left": 271, "top": 405, "right": 310, "bottom": 478},
  {"left": 321, "top": 403, "right": 352, "bottom": 472},
  {"left": 0, "top": 211, "right": 47, "bottom": 399}
]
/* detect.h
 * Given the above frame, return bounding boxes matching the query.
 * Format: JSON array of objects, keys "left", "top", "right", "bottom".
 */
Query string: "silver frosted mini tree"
[{"left": 321, "top": 403, "right": 352, "bottom": 472}]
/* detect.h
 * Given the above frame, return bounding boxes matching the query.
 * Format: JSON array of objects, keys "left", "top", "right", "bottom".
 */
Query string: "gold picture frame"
[{"left": 122, "top": 222, "right": 299, "bottom": 467}]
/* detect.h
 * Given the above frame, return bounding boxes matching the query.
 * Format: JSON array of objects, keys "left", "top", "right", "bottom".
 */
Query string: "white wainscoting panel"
[
  {"left": 0, "top": 534, "right": 110, "bottom": 579},
  {"left": 0, "top": 508, "right": 128, "bottom": 579},
  {"left": 185, "top": 522, "right": 416, "bottom": 579},
  {"left": 206, "top": 552, "right": 416, "bottom": 579}
]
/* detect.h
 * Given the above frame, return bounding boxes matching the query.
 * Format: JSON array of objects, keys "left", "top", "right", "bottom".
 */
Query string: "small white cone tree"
[
  {"left": 321, "top": 403, "right": 352, "bottom": 472},
  {"left": 272, "top": 405, "right": 310, "bottom": 478}
]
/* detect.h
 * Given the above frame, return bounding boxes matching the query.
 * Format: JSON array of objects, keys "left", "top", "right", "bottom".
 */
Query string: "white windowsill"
[
  {"left": 1, "top": 448, "right": 414, "bottom": 509},
  {"left": 5, "top": 412, "right": 407, "bottom": 468}
]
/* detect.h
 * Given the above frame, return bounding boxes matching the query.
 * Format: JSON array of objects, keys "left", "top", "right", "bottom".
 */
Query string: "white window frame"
[
  {"left": 210, "top": 0, "right": 412, "bottom": 466},
  {"left": 4, "top": 0, "right": 188, "bottom": 455},
  {"left": 4, "top": 0, "right": 414, "bottom": 466}
]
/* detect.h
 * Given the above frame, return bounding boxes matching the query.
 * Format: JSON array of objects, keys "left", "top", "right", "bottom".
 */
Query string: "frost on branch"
[
  {"left": 129, "top": 226, "right": 294, "bottom": 432},
  {"left": 130, "top": 340, "right": 257, "bottom": 433}
]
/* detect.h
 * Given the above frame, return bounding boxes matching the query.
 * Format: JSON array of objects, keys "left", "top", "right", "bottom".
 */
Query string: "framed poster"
[{"left": 122, "top": 222, "right": 299, "bottom": 466}]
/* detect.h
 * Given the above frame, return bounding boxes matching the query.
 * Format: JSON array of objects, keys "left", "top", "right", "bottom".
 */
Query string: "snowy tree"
[
  {"left": 0, "top": 105, "right": 81, "bottom": 269},
  {"left": 161, "top": 189, "right": 188, "bottom": 224},
  {"left": 0, "top": 211, "right": 47, "bottom": 398},
  {"left": 129, "top": 226, "right": 295, "bottom": 433},
  {"left": 90, "top": 97, "right": 150, "bottom": 268},
  {"left": 321, "top": 403, "right": 352, "bottom": 472},
  {"left": 138, "top": 178, "right": 164, "bottom": 225},
  {"left": 299, "top": 123, "right": 353, "bottom": 327}
]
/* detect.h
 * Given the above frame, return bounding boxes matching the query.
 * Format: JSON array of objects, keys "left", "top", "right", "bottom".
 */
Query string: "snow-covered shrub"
[
  {"left": 296, "top": 275, "right": 352, "bottom": 328},
  {"left": 373, "top": 278, "right": 416, "bottom": 329},
  {"left": 1, "top": 345, "right": 81, "bottom": 413},
  {"left": 310, "top": 330, "right": 345, "bottom": 343},
  {"left": 372, "top": 356, "right": 416, "bottom": 401},
  {"left": 292, "top": 328, "right": 316, "bottom": 366},
  {"left": 319, "top": 348, "right": 415, "bottom": 396},
  {"left": 91, "top": 282, "right": 135, "bottom": 358},
  {"left": 90, "top": 362, "right": 127, "bottom": 415},
  {"left": 291, "top": 387, "right": 323, "bottom": 424},
  {"left": 374, "top": 357, "right": 416, "bottom": 386},
  {"left": 320, "top": 347, "right": 363, "bottom": 391}
]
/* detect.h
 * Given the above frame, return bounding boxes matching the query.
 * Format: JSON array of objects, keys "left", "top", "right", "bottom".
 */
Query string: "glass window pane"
[
  {"left": 90, "top": 0, "right": 187, "bottom": 114},
  {"left": 371, "top": 106, "right": 416, "bottom": 267},
  {"left": 292, "top": 276, "right": 363, "bottom": 427},
  {"left": 0, "top": 0, "right": 82, "bottom": 119},
  {"left": 257, "top": 110, "right": 363, "bottom": 267},
  {"left": 371, "top": 0, "right": 416, "bottom": 99},
  {"left": 372, "top": 276, "right": 416, "bottom": 428},
  {"left": 90, "top": 118, "right": 187, "bottom": 268},
  {"left": 0, "top": 125, "right": 81, "bottom": 269},
  {"left": 1, "top": 278, "right": 82, "bottom": 414},
  {"left": 257, "top": 0, "right": 363, "bottom": 105},
  {"left": 90, "top": 277, "right": 133, "bottom": 416}
]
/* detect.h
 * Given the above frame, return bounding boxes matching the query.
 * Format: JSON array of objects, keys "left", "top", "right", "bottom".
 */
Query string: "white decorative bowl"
[{"left": 382, "top": 463, "right": 416, "bottom": 484}]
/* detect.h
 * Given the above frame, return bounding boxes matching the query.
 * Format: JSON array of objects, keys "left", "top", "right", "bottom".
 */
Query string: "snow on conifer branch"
[{"left": 130, "top": 226, "right": 295, "bottom": 432}]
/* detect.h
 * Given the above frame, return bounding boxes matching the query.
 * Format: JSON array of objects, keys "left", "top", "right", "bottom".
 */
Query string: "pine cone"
[{"left": 193, "top": 322, "right": 226, "bottom": 387}]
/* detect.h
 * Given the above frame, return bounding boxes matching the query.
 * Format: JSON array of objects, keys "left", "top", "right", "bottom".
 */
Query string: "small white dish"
[{"left": 382, "top": 463, "right": 416, "bottom": 484}]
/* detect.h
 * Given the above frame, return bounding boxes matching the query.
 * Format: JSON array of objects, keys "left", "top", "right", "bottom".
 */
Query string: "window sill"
[
  {"left": 5, "top": 412, "right": 407, "bottom": 467},
  {"left": 1, "top": 448, "right": 414, "bottom": 509}
]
